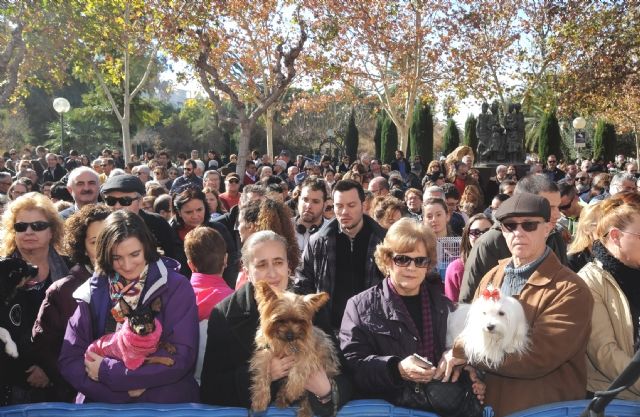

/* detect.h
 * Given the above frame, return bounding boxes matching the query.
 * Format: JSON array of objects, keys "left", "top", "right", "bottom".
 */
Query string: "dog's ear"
[
  {"left": 150, "top": 297, "right": 162, "bottom": 314},
  {"left": 303, "top": 292, "right": 330, "bottom": 314},
  {"left": 254, "top": 280, "right": 279, "bottom": 307},
  {"left": 118, "top": 298, "right": 133, "bottom": 316}
]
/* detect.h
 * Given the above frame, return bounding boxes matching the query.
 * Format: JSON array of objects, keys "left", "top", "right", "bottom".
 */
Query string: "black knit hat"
[{"left": 495, "top": 193, "right": 551, "bottom": 222}]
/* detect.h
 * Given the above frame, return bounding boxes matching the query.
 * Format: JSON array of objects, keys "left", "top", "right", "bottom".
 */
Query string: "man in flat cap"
[
  {"left": 101, "top": 174, "right": 177, "bottom": 259},
  {"left": 437, "top": 192, "right": 593, "bottom": 417}
]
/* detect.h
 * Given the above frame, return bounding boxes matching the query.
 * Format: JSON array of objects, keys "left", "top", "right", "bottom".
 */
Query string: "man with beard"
[
  {"left": 295, "top": 180, "right": 386, "bottom": 330},
  {"left": 170, "top": 159, "right": 203, "bottom": 194},
  {"left": 60, "top": 167, "right": 100, "bottom": 219},
  {"left": 575, "top": 171, "right": 591, "bottom": 201},
  {"left": 294, "top": 177, "right": 330, "bottom": 253}
]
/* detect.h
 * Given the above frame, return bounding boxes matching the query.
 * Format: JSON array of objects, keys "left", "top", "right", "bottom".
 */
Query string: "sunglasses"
[
  {"left": 104, "top": 196, "right": 138, "bottom": 207},
  {"left": 392, "top": 254, "right": 431, "bottom": 268},
  {"left": 558, "top": 197, "right": 575, "bottom": 211},
  {"left": 184, "top": 167, "right": 193, "bottom": 172},
  {"left": 15, "top": 221, "right": 51, "bottom": 232},
  {"left": 468, "top": 228, "right": 490, "bottom": 237},
  {"left": 325, "top": 205, "right": 334, "bottom": 212},
  {"left": 501, "top": 221, "right": 543, "bottom": 233},
  {"left": 227, "top": 178, "right": 239, "bottom": 184}
]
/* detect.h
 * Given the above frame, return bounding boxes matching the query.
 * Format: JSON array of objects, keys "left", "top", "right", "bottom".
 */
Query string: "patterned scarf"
[{"left": 386, "top": 278, "right": 436, "bottom": 364}]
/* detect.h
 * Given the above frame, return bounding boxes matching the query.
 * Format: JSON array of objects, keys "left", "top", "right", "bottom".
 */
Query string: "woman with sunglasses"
[
  {"left": 0, "top": 193, "right": 70, "bottom": 404},
  {"left": 59, "top": 211, "right": 199, "bottom": 403},
  {"left": 578, "top": 192, "right": 640, "bottom": 400},
  {"left": 444, "top": 213, "right": 493, "bottom": 302},
  {"left": 340, "top": 218, "right": 485, "bottom": 411}
]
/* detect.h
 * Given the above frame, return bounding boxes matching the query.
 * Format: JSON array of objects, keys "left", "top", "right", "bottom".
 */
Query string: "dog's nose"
[
  {"left": 286, "top": 331, "right": 294, "bottom": 341},
  {"left": 486, "top": 324, "right": 495, "bottom": 332}
]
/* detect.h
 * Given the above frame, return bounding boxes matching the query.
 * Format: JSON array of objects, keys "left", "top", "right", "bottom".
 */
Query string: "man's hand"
[
  {"left": 84, "top": 351, "right": 104, "bottom": 382},
  {"left": 398, "top": 355, "right": 436, "bottom": 384},
  {"left": 434, "top": 349, "right": 466, "bottom": 382},
  {"left": 26, "top": 365, "right": 50, "bottom": 388}
]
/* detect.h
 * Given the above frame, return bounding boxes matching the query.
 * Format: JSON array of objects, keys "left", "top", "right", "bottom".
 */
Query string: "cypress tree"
[
  {"left": 409, "top": 101, "right": 434, "bottom": 163},
  {"left": 537, "top": 111, "right": 562, "bottom": 162},
  {"left": 603, "top": 122, "right": 617, "bottom": 163},
  {"left": 345, "top": 109, "right": 359, "bottom": 161},
  {"left": 381, "top": 114, "right": 398, "bottom": 164},
  {"left": 373, "top": 111, "right": 384, "bottom": 159},
  {"left": 442, "top": 118, "right": 460, "bottom": 155},
  {"left": 464, "top": 114, "right": 478, "bottom": 157},
  {"left": 592, "top": 120, "right": 605, "bottom": 161}
]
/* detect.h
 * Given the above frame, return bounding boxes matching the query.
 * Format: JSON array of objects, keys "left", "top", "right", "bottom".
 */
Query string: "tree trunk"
[
  {"left": 236, "top": 119, "right": 252, "bottom": 177},
  {"left": 122, "top": 116, "right": 131, "bottom": 163},
  {"left": 266, "top": 107, "right": 274, "bottom": 161},
  {"left": 397, "top": 124, "right": 409, "bottom": 156}
]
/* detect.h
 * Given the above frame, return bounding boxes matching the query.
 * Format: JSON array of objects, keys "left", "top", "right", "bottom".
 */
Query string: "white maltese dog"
[{"left": 447, "top": 286, "right": 529, "bottom": 368}]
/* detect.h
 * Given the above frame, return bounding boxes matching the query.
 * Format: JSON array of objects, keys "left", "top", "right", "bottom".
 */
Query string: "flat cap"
[
  {"left": 101, "top": 174, "right": 145, "bottom": 195},
  {"left": 494, "top": 192, "right": 550, "bottom": 222}
]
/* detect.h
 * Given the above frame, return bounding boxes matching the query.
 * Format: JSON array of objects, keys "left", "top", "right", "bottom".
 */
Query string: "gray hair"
[
  {"left": 423, "top": 186, "right": 445, "bottom": 200},
  {"left": 132, "top": 165, "right": 151, "bottom": 175},
  {"left": 203, "top": 170, "right": 221, "bottom": 180},
  {"left": 241, "top": 230, "right": 288, "bottom": 269},
  {"left": 610, "top": 172, "right": 637, "bottom": 194},
  {"left": 109, "top": 168, "right": 126, "bottom": 177},
  {"left": 67, "top": 166, "right": 100, "bottom": 186},
  {"left": 239, "top": 184, "right": 266, "bottom": 207},
  {"left": 496, "top": 165, "right": 507, "bottom": 174}
]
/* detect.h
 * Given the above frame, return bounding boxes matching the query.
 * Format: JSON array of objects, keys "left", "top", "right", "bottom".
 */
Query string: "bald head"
[{"left": 368, "top": 176, "right": 389, "bottom": 196}]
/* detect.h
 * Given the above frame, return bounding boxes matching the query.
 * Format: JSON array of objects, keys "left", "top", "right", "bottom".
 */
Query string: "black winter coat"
[{"left": 339, "top": 277, "right": 452, "bottom": 404}]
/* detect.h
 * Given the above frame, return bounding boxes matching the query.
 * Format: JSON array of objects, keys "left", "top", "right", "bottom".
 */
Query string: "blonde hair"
[
  {"left": 595, "top": 192, "right": 640, "bottom": 244},
  {"left": 374, "top": 218, "right": 437, "bottom": 276},
  {"left": 567, "top": 202, "right": 604, "bottom": 255},
  {"left": 0, "top": 192, "right": 65, "bottom": 256}
]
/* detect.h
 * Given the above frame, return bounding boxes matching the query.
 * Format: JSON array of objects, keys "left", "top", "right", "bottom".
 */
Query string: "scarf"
[
  {"left": 386, "top": 278, "right": 436, "bottom": 364},
  {"left": 501, "top": 247, "right": 550, "bottom": 297},
  {"left": 592, "top": 240, "right": 640, "bottom": 346},
  {"left": 86, "top": 319, "right": 163, "bottom": 370}
]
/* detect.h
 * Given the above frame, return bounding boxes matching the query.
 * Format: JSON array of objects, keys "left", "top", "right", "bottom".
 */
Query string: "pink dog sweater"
[{"left": 86, "top": 319, "right": 163, "bottom": 370}]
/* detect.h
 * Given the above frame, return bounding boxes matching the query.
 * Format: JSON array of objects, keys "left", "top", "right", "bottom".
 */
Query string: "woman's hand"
[
  {"left": 25, "top": 365, "right": 50, "bottom": 388},
  {"left": 434, "top": 349, "right": 466, "bottom": 383},
  {"left": 304, "top": 369, "right": 331, "bottom": 399},
  {"left": 398, "top": 355, "right": 436, "bottom": 383},
  {"left": 84, "top": 351, "right": 104, "bottom": 382},
  {"left": 128, "top": 388, "right": 146, "bottom": 397},
  {"left": 269, "top": 355, "right": 295, "bottom": 381},
  {"left": 466, "top": 366, "right": 486, "bottom": 404}
]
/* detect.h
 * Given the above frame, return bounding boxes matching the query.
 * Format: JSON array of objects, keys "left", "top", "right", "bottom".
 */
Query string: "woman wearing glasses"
[
  {"left": 340, "top": 218, "right": 485, "bottom": 410},
  {"left": 444, "top": 213, "right": 493, "bottom": 302},
  {"left": 0, "top": 193, "right": 70, "bottom": 404},
  {"left": 578, "top": 192, "right": 640, "bottom": 400}
]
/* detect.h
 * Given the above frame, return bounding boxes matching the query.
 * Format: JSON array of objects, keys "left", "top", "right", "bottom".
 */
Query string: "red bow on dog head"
[{"left": 482, "top": 286, "right": 501, "bottom": 301}]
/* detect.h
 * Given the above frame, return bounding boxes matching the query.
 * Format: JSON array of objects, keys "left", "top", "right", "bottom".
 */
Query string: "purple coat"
[{"left": 58, "top": 258, "right": 199, "bottom": 403}]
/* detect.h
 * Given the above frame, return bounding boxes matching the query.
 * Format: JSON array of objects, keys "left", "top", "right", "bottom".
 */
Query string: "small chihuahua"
[
  {"left": 86, "top": 297, "right": 176, "bottom": 370},
  {"left": 250, "top": 281, "right": 340, "bottom": 417}
]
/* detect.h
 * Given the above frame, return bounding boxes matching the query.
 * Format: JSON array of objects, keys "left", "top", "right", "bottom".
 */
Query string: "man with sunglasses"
[
  {"left": 543, "top": 154, "right": 565, "bottom": 183},
  {"left": 219, "top": 172, "right": 241, "bottom": 211},
  {"left": 439, "top": 192, "right": 593, "bottom": 417},
  {"left": 170, "top": 159, "right": 203, "bottom": 195},
  {"left": 101, "top": 175, "right": 177, "bottom": 259},
  {"left": 460, "top": 175, "right": 567, "bottom": 303},
  {"left": 556, "top": 182, "right": 583, "bottom": 241}
]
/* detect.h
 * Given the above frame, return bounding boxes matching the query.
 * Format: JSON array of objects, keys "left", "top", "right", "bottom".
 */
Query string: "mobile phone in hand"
[{"left": 412, "top": 353, "right": 433, "bottom": 367}]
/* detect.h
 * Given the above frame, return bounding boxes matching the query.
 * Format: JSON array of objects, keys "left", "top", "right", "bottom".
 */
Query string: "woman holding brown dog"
[
  {"left": 200, "top": 231, "right": 351, "bottom": 415},
  {"left": 59, "top": 210, "right": 199, "bottom": 403}
]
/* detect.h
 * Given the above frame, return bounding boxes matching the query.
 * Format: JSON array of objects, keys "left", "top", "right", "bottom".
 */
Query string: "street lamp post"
[{"left": 53, "top": 97, "right": 70, "bottom": 155}]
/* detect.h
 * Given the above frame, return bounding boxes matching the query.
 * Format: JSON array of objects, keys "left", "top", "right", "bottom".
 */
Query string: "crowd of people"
[{"left": 1, "top": 143, "right": 639, "bottom": 417}]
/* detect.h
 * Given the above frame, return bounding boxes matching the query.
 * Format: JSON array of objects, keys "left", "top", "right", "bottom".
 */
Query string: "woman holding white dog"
[
  {"left": 200, "top": 230, "right": 352, "bottom": 415},
  {"left": 578, "top": 192, "right": 640, "bottom": 400},
  {"left": 438, "top": 193, "right": 594, "bottom": 417},
  {"left": 339, "top": 218, "right": 485, "bottom": 416}
]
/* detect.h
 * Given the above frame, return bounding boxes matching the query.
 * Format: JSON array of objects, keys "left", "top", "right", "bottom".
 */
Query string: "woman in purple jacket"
[{"left": 59, "top": 210, "right": 199, "bottom": 403}]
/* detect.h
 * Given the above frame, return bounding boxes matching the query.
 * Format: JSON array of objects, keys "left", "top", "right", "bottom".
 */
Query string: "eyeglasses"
[
  {"left": 15, "top": 221, "right": 51, "bottom": 232},
  {"left": 392, "top": 254, "right": 431, "bottom": 268},
  {"left": 104, "top": 196, "right": 138, "bottom": 207},
  {"left": 227, "top": 178, "right": 239, "bottom": 184},
  {"left": 501, "top": 221, "right": 544, "bottom": 233},
  {"left": 468, "top": 228, "right": 490, "bottom": 237},
  {"left": 620, "top": 230, "right": 640, "bottom": 238},
  {"left": 325, "top": 205, "right": 334, "bottom": 212},
  {"left": 576, "top": 177, "right": 589, "bottom": 182}
]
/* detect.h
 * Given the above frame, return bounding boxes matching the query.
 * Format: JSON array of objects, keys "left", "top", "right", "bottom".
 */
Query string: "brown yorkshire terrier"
[{"left": 250, "top": 281, "right": 340, "bottom": 417}]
